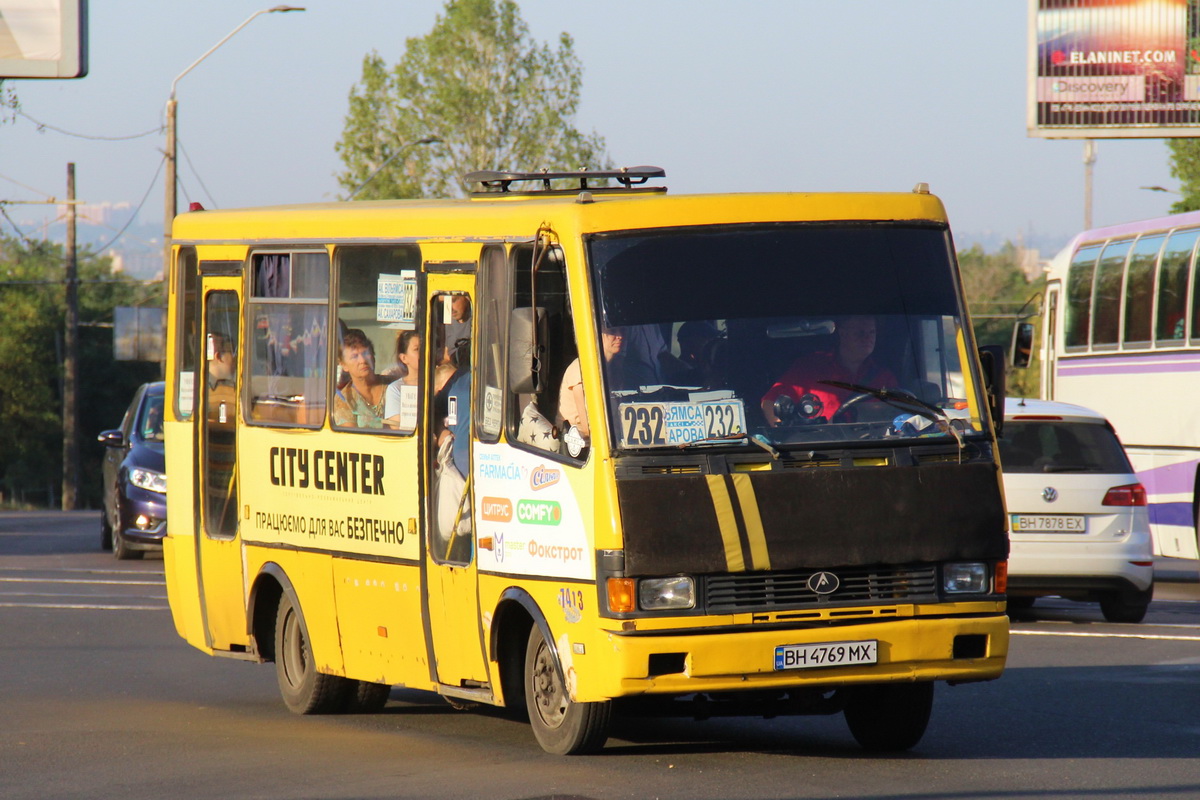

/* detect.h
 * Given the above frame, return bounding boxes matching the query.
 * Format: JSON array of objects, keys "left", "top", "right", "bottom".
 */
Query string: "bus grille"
[{"left": 704, "top": 565, "right": 939, "bottom": 613}]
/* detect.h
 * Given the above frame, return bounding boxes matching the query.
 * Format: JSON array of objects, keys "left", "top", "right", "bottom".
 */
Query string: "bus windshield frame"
[{"left": 586, "top": 222, "right": 990, "bottom": 453}]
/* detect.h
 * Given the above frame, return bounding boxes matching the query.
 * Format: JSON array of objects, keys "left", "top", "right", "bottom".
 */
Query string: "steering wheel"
[{"left": 829, "top": 392, "right": 873, "bottom": 424}]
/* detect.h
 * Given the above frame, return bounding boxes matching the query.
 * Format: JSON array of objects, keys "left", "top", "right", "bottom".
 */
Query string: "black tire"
[
  {"left": 111, "top": 504, "right": 143, "bottom": 561},
  {"left": 1006, "top": 596, "right": 1036, "bottom": 612},
  {"left": 100, "top": 509, "right": 113, "bottom": 551},
  {"left": 274, "top": 593, "right": 350, "bottom": 714},
  {"left": 524, "top": 626, "right": 610, "bottom": 755},
  {"left": 343, "top": 681, "right": 391, "bottom": 713},
  {"left": 843, "top": 682, "right": 934, "bottom": 752},
  {"left": 1100, "top": 585, "right": 1153, "bottom": 623}
]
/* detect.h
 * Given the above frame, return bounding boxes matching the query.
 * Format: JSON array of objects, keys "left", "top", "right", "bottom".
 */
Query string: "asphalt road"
[{"left": 2, "top": 510, "right": 1199, "bottom": 800}]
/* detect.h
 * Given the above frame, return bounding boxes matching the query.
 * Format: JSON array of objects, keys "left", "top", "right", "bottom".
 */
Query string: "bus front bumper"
[{"left": 579, "top": 611, "right": 1008, "bottom": 701}]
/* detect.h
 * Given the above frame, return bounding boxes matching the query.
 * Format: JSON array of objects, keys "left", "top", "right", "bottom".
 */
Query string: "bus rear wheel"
[
  {"left": 524, "top": 626, "right": 610, "bottom": 755},
  {"left": 274, "top": 594, "right": 349, "bottom": 714},
  {"left": 842, "top": 682, "right": 934, "bottom": 752},
  {"left": 343, "top": 681, "right": 391, "bottom": 713}
]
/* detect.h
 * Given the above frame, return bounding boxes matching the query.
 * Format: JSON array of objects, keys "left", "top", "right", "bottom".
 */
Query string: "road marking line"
[
  {"left": 1012, "top": 629, "right": 1200, "bottom": 642},
  {"left": 0, "top": 602, "right": 167, "bottom": 611},
  {"left": 0, "top": 577, "right": 164, "bottom": 586}
]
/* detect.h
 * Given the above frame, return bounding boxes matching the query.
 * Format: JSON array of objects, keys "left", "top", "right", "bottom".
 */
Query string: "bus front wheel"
[
  {"left": 842, "top": 682, "right": 934, "bottom": 752},
  {"left": 524, "top": 626, "right": 610, "bottom": 755},
  {"left": 274, "top": 594, "right": 348, "bottom": 714}
]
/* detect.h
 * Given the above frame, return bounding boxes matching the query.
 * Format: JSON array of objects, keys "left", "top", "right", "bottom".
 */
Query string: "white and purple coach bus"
[{"left": 1039, "top": 210, "right": 1200, "bottom": 560}]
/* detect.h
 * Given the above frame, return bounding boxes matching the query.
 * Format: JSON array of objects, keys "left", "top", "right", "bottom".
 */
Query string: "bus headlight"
[
  {"left": 639, "top": 577, "right": 695, "bottom": 610},
  {"left": 129, "top": 468, "right": 167, "bottom": 494},
  {"left": 943, "top": 562, "right": 989, "bottom": 594}
]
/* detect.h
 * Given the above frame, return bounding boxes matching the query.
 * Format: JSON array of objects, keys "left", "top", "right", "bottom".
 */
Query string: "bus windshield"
[{"left": 588, "top": 223, "right": 986, "bottom": 451}]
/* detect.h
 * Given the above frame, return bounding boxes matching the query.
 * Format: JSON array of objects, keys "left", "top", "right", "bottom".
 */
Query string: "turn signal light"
[
  {"left": 607, "top": 578, "right": 636, "bottom": 613},
  {"left": 1102, "top": 483, "right": 1147, "bottom": 507},
  {"left": 994, "top": 561, "right": 1008, "bottom": 594}
]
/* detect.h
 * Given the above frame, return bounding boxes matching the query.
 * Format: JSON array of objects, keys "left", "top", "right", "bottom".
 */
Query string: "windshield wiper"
[{"left": 819, "top": 380, "right": 948, "bottom": 424}]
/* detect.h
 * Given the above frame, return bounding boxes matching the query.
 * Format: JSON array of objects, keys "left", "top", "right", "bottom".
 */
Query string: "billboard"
[
  {"left": 0, "top": 0, "right": 86, "bottom": 79},
  {"left": 1028, "top": 0, "right": 1200, "bottom": 138}
]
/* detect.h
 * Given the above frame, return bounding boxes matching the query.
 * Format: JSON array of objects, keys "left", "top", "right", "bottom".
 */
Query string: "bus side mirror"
[
  {"left": 978, "top": 344, "right": 1005, "bottom": 436},
  {"left": 1010, "top": 322, "right": 1034, "bottom": 369},
  {"left": 508, "top": 307, "right": 547, "bottom": 393}
]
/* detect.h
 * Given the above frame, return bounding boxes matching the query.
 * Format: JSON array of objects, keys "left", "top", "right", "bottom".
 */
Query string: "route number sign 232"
[{"left": 619, "top": 400, "right": 746, "bottom": 447}]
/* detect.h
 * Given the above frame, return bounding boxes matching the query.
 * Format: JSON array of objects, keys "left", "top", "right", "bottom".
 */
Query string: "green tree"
[
  {"left": 0, "top": 236, "right": 162, "bottom": 507},
  {"left": 335, "top": 0, "right": 609, "bottom": 199},
  {"left": 958, "top": 241, "right": 1044, "bottom": 399},
  {"left": 0, "top": 80, "right": 16, "bottom": 125},
  {"left": 1166, "top": 139, "right": 1200, "bottom": 213}
]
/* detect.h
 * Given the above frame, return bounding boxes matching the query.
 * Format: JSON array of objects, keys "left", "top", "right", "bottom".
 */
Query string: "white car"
[{"left": 998, "top": 398, "right": 1154, "bottom": 623}]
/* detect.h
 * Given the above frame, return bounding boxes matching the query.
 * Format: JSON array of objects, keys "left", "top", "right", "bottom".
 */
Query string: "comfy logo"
[
  {"left": 517, "top": 499, "right": 561, "bottom": 526},
  {"left": 529, "top": 465, "right": 560, "bottom": 491},
  {"left": 480, "top": 497, "right": 512, "bottom": 522}
]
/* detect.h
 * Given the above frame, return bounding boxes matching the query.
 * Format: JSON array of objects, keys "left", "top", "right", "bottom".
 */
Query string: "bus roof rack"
[{"left": 465, "top": 166, "right": 667, "bottom": 196}]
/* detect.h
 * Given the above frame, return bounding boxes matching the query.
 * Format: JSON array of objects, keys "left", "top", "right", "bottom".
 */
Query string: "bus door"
[
  {"left": 1044, "top": 281, "right": 1060, "bottom": 400},
  {"left": 196, "top": 282, "right": 248, "bottom": 651},
  {"left": 423, "top": 278, "right": 488, "bottom": 686}
]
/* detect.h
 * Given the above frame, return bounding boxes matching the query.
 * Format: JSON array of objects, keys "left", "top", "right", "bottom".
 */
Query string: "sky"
[{"left": 0, "top": 0, "right": 1187, "bottom": 260}]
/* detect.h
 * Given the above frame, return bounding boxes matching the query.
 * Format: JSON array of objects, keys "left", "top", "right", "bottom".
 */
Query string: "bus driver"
[{"left": 760, "top": 315, "right": 897, "bottom": 426}]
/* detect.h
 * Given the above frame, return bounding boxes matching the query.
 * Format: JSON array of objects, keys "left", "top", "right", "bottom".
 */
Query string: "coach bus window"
[
  {"left": 1065, "top": 244, "right": 1100, "bottom": 350},
  {"left": 247, "top": 252, "right": 330, "bottom": 427},
  {"left": 1123, "top": 234, "right": 1162, "bottom": 348},
  {"left": 475, "top": 246, "right": 509, "bottom": 444},
  {"left": 1091, "top": 239, "right": 1130, "bottom": 348},
  {"left": 174, "top": 247, "right": 199, "bottom": 419},
  {"left": 334, "top": 245, "right": 422, "bottom": 433},
  {"left": 1157, "top": 229, "right": 1196, "bottom": 344}
]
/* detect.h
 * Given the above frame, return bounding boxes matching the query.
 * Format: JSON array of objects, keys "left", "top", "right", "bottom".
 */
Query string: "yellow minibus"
[{"left": 163, "top": 168, "right": 1009, "bottom": 754}]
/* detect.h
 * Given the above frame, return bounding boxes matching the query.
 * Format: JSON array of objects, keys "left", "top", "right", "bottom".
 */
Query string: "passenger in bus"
[
  {"left": 760, "top": 315, "right": 897, "bottom": 425},
  {"left": 437, "top": 337, "right": 471, "bottom": 478},
  {"left": 383, "top": 331, "right": 420, "bottom": 430},
  {"left": 676, "top": 320, "right": 720, "bottom": 385},
  {"left": 333, "top": 328, "right": 386, "bottom": 429},
  {"left": 207, "top": 332, "right": 237, "bottom": 422},
  {"left": 619, "top": 323, "right": 670, "bottom": 388},
  {"left": 445, "top": 295, "right": 472, "bottom": 355},
  {"left": 433, "top": 295, "right": 472, "bottom": 392},
  {"left": 560, "top": 327, "right": 625, "bottom": 443}
]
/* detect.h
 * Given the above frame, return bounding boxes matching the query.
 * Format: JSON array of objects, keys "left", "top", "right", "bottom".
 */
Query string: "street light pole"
[
  {"left": 346, "top": 137, "right": 442, "bottom": 200},
  {"left": 162, "top": 5, "right": 305, "bottom": 275}
]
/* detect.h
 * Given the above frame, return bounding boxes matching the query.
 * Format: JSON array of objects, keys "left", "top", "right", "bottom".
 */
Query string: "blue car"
[{"left": 99, "top": 382, "right": 167, "bottom": 559}]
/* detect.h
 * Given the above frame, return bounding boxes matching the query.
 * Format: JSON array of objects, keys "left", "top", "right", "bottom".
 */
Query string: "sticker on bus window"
[
  {"left": 482, "top": 386, "right": 503, "bottom": 436},
  {"left": 618, "top": 400, "right": 746, "bottom": 447},
  {"left": 377, "top": 270, "right": 417, "bottom": 328}
]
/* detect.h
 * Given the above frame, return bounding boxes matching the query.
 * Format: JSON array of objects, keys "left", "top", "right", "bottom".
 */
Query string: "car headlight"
[
  {"left": 638, "top": 576, "right": 695, "bottom": 610},
  {"left": 129, "top": 468, "right": 167, "bottom": 494},
  {"left": 943, "top": 562, "right": 989, "bottom": 594}
]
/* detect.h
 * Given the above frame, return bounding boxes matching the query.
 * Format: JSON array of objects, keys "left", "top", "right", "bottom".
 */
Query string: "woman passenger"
[
  {"left": 384, "top": 330, "right": 420, "bottom": 430},
  {"left": 333, "top": 328, "right": 386, "bottom": 428}
]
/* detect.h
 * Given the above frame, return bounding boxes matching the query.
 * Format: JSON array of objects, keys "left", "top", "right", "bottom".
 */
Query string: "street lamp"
[
  {"left": 347, "top": 137, "right": 443, "bottom": 200},
  {"left": 163, "top": 5, "right": 305, "bottom": 273}
]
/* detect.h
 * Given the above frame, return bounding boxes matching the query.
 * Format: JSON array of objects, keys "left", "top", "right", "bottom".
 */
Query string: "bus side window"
[
  {"left": 507, "top": 244, "right": 584, "bottom": 461},
  {"left": 332, "top": 245, "right": 422, "bottom": 433},
  {"left": 475, "top": 246, "right": 508, "bottom": 444},
  {"left": 1157, "top": 229, "right": 1196, "bottom": 344},
  {"left": 1065, "top": 244, "right": 1100, "bottom": 350},
  {"left": 246, "top": 252, "right": 329, "bottom": 427}
]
